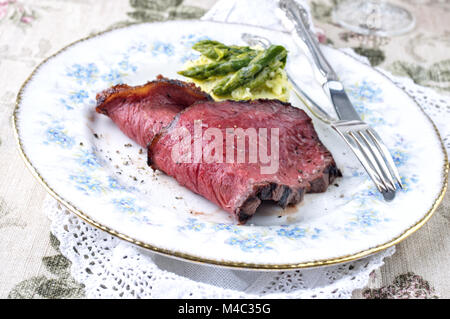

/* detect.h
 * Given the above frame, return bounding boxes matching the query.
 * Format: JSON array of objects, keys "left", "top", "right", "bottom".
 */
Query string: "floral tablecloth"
[{"left": 0, "top": 0, "right": 448, "bottom": 299}]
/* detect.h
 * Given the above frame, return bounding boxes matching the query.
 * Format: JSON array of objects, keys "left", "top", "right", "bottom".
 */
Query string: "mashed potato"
[{"left": 183, "top": 55, "right": 290, "bottom": 102}]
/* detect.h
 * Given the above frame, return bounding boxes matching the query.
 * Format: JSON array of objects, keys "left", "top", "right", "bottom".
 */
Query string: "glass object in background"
[{"left": 332, "top": 0, "right": 415, "bottom": 37}]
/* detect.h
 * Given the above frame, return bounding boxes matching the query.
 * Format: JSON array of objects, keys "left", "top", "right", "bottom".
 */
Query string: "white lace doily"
[
  {"left": 45, "top": 198, "right": 396, "bottom": 299},
  {"left": 43, "top": 0, "right": 449, "bottom": 299}
]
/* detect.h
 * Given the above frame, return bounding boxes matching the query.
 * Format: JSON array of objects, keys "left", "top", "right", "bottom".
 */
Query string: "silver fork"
[
  {"left": 242, "top": 0, "right": 403, "bottom": 200},
  {"left": 331, "top": 120, "right": 402, "bottom": 200}
]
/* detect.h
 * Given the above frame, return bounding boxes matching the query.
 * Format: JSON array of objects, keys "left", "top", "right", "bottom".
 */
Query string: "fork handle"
[{"left": 279, "top": 0, "right": 338, "bottom": 82}]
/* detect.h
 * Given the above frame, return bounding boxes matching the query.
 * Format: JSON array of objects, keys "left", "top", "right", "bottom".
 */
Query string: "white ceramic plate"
[{"left": 14, "top": 21, "right": 448, "bottom": 269}]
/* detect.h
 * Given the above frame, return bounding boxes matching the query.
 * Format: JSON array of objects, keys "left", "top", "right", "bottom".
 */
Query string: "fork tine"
[
  {"left": 348, "top": 131, "right": 393, "bottom": 193},
  {"left": 357, "top": 130, "right": 397, "bottom": 192},
  {"left": 331, "top": 120, "right": 400, "bottom": 200},
  {"left": 341, "top": 132, "right": 388, "bottom": 193},
  {"left": 366, "top": 128, "right": 403, "bottom": 188}
]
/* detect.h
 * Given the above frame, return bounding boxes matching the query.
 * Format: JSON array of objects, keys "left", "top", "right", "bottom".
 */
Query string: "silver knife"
[{"left": 278, "top": 0, "right": 361, "bottom": 121}]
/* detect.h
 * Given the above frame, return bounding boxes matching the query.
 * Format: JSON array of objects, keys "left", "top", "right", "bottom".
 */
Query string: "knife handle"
[{"left": 279, "top": 0, "right": 338, "bottom": 82}]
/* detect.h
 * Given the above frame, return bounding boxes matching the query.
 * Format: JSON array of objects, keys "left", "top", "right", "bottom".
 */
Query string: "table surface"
[{"left": 0, "top": 0, "right": 448, "bottom": 299}]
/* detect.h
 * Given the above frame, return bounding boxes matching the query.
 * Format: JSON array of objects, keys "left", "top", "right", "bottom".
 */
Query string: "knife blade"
[{"left": 324, "top": 80, "right": 362, "bottom": 121}]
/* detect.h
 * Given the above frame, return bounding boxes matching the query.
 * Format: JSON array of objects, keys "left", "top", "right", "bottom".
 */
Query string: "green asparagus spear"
[
  {"left": 178, "top": 51, "right": 258, "bottom": 80},
  {"left": 212, "top": 45, "right": 287, "bottom": 96},
  {"left": 246, "top": 60, "right": 285, "bottom": 90},
  {"left": 192, "top": 40, "right": 256, "bottom": 61}
]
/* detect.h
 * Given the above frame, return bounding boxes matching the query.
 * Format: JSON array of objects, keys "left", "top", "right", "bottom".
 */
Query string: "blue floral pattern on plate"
[
  {"left": 44, "top": 125, "right": 75, "bottom": 149},
  {"left": 66, "top": 63, "right": 99, "bottom": 84},
  {"left": 112, "top": 197, "right": 144, "bottom": 214},
  {"left": 226, "top": 233, "right": 273, "bottom": 252}
]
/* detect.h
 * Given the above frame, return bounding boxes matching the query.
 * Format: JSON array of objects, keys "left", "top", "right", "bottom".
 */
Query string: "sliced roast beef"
[
  {"left": 95, "top": 75, "right": 211, "bottom": 147},
  {"left": 148, "top": 99, "right": 340, "bottom": 223}
]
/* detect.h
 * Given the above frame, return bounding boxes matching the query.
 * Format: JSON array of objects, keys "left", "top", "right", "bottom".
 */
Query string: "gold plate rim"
[{"left": 12, "top": 20, "right": 449, "bottom": 270}]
